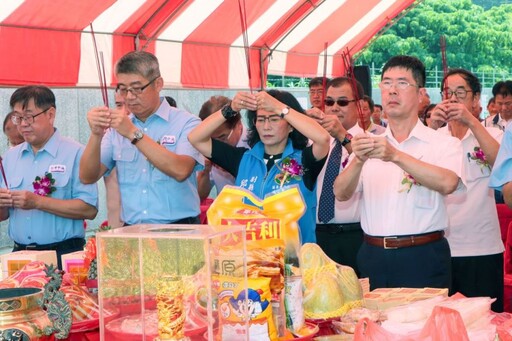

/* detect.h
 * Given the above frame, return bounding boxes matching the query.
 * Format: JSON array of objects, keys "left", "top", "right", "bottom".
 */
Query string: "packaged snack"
[{"left": 215, "top": 275, "right": 277, "bottom": 341}]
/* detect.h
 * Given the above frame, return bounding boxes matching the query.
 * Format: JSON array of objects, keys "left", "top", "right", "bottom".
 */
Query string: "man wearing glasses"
[
  {"left": 313, "top": 77, "right": 365, "bottom": 274},
  {"left": 334, "top": 55, "right": 465, "bottom": 290},
  {"left": 308, "top": 77, "right": 330, "bottom": 109},
  {"left": 484, "top": 81, "right": 512, "bottom": 131},
  {"left": 196, "top": 95, "right": 249, "bottom": 201},
  {"left": 0, "top": 86, "right": 98, "bottom": 269},
  {"left": 430, "top": 68, "right": 503, "bottom": 312},
  {"left": 80, "top": 51, "right": 203, "bottom": 225}
]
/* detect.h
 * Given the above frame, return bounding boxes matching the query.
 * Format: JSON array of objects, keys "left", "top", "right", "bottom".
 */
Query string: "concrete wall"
[{"left": 0, "top": 86, "right": 496, "bottom": 252}]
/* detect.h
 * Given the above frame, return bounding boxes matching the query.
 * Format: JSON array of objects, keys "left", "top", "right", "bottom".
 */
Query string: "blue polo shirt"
[
  {"left": 100, "top": 98, "right": 203, "bottom": 224},
  {"left": 2, "top": 129, "right": 98, "bottom": 245},
  {"left": 490, "top": 123, "right": 512, "bottom": 191}
]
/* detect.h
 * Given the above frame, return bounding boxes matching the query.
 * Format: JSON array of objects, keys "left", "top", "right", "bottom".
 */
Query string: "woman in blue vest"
[{"left": 189, "top": 89, "right": 330, "bottom": 243}]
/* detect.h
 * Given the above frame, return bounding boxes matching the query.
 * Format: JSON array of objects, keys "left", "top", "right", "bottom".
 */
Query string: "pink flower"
[
  {"left": 32, "top": 172, "right": 56, "bottom": 197},
  {"left": 400, "top": 171, "right": 421, "bottom": 193},
  {"left": 467, "top": 146, "right": 490, "bottom": 173},
  {"left": 274, "top": 157, "right": 304, "bottom": 187}
]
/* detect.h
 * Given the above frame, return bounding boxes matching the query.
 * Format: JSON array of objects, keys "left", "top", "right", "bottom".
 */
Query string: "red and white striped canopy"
[{"left": 0, "top": 0, "right": 414, "bottom": 89}]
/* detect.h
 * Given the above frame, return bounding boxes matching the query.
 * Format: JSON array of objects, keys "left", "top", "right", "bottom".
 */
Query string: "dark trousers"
[
  {"left": 451, "top": 253, "right": 504, "bottom": 312},
  {"left": 316, "top": 223, "right": 363, "bottom": 276},
  {"left": 357, "top": 237, "right": 452, "bottom": 291},
  {"left": 13, "top": 237, "right": 86, "bottom": 270}
]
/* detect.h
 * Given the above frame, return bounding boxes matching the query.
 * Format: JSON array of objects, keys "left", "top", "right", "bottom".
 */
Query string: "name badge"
[
  {"left": 160, "top": 135, "right": 176, "bottom": 145},
  {"left": 49, "top": 164, "right": 66, "bottom": 173}
]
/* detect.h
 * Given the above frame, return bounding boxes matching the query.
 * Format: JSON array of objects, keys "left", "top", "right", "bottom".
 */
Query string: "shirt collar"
[
  {"left": 129, "top": 97, "right": 173, "bottom": 124},
  {"left": 21, "top": 128, "right": 59, "bottom": 158}
]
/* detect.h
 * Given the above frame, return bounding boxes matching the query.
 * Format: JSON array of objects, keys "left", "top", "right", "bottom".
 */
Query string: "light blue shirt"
[
  {"left": 490, "top": 123, "right": 512, "bottom": 191},
  {"left": 2, "top": 129, "right": 98, "bottom": 245},
  {"left": 100, "top": 98, "right": 203, "bottom": 224}
]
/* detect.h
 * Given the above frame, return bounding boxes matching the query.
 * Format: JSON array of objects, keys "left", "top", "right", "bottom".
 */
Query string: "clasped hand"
[
  {"left": 0, "top": 189, "right": 38, "bottom": 210},
  {"left": 87, "top": 106, "right": 133, "bottom": 138},
  {"left": 352, "top": 134, "right": 396, "bottom": 162},
  {"left": 429, "top": 100, "right": 473, "bottom": 129}
]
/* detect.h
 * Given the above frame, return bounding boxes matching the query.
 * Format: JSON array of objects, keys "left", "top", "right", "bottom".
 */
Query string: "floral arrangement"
[
  {"left": 84, "top": 220, "right": 111, "bottom": 282},
  {"left": 33, "top": 172, "right": 56, "bottom": 197},
  {"left": 399, "top": 171, "right": 421, "bottom": 193},
  {"left": 275, "top": 157, "right": 304, "bottom": 188},
  {"left": 467, "top": 146, "right": 490, "bottom": 173}
]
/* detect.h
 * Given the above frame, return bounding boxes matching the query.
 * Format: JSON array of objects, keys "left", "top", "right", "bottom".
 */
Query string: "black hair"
[
  {"left": 441, "top": 68, "right": 481, "bottom": 95},
  {"left": 492, "top": 81, "right": 512, "bottom": 98},
  {"left": 374, "top": 104, "right": 383, "bottom": 110},
  {"left": 421, "top": 103, "right": 437, "bottom": 126},
  {"left": 246, "top": 89, "right": 307, "bottom": 150},
  {"left": 309, "top": 77, "right": 330, "bottom": 88},
  {"left": 382, "top": 55, "right": 426, "bottom": 88},
  {"left": 326, "top": 77, "right": 364, "bottom": 98},
  {"left": 3, "top": 112, "right": 14, "bottom": 132},
  {"left": 488, "top": 97, "right": 495, "bottom": 106},
  {"left": 9, "top": 85, "right": 56, "bottom": 110},
  {"left": 165, "top": 96, "right": 177, "bottom": 108},
  {"left": 362, "top": 95, "right": 374, "bottom": 112}
]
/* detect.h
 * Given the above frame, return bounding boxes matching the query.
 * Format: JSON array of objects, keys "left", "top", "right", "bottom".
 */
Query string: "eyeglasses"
[
  {"left": 309, "top": 90, "right": 323, "bottom": 96},
  {"left": 379, "top": 80, "right": 418, "bottom": 90},
  {"left": 324, "top": 98, "right": 356, "bottom": 107},
  {"left": 254, "top": 115, "right": 283, "bottom": 125},
  {"left": 116, "top": 76, "right": 160, "bottom": 97},
  {"left": 441, "top": 88, "right": 473, "bottom": 100},
  {"left": 11, "top": 107, "right": 51, "bottom": 126}
]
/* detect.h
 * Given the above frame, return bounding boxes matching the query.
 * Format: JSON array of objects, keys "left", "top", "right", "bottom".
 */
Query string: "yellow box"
[{"left": 0, "top": 250, "right": 57, "bottom": 279}]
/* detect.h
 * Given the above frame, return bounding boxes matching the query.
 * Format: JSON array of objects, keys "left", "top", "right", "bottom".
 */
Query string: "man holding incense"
[
  {"left": 0, "top": 85, "right": 98, "bottom": 269},
  {"left": 80, "top": 51, "right": 203, "bottom": 225},
  {"left": 334, "top": 56, "right": 465, "bottom": 290},
  {"left": 309, "top": 77, "right": 365, "bottom": 274}
]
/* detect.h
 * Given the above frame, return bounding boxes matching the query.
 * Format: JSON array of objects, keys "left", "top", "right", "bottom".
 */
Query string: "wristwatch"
[
  {"left": 341, "top": 133, "right": 353, "bottom": 146},
  {"left": 131, "top": 129, "right": 144, "bottom": 145},
  {"left": 221, "top": 102, "right": 239, "bottom": 120},
  {"left": 280, "top": 106, "right": 290, "bottom": 118}
]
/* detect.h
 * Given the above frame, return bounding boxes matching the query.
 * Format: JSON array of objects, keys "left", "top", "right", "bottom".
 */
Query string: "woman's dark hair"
[
  {"left": 421, "top": 103, "right": 437, "bottom": 126},
  {"left": 246, "top": 89, "right": 308, "bottom": 149}
]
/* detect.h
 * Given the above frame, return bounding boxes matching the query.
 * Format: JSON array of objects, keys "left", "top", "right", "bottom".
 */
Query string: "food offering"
[
  {"left": 96, "top": 224, "right": 246, "bottom": 341},
  {"left": 155, "top": 275, "right": 186, "bottom": 340},
  {"left": 208, "top": 186, "right": 311, "bottom": 340},
  {"left": 300, "top": 243, "right": 363, "bottom": 320}
]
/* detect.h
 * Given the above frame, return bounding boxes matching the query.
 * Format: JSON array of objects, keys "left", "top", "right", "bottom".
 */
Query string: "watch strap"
[{"left": 221, "top": 102, "right": 239, "bottom": 120}]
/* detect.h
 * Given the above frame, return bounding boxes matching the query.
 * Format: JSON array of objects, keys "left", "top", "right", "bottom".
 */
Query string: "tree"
[{"left": 358, "top": 0, "right": 512, "bottom": 77}]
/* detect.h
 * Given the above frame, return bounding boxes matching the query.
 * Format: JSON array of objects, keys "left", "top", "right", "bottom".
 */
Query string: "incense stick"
[
  {"left": 237, "top": 0, "right": 252, "bottom": 93},
  {"left": 341, "top": 48, "right": 365, "bottom": 131},
  {"left": 0, "top": 157, "right": 8, "bottom": 189},
  {"left": 321, "top": 42, "right": 328, "bottom": 113},
  {"left": 440, "top": 35, "right": 448, "bottom": 99},
  {"left": 90, "top": 23, "right": 109, "bottom": 106}
]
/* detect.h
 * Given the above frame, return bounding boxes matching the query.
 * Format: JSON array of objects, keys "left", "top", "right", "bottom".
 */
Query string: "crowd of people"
[{"left": 1, "top": 50, "right": 511, "bottom": 312}]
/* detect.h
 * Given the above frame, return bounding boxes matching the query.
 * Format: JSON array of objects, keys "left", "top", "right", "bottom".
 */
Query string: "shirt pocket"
[
  {"left": 9, "top": 176, "right": 23, "bottom": 190},
  {"left": 113, "top": 147, "right": 138, "bottom": 183},
  {"left": 51, "top": 172, "right": 71, "bottom": 199},
  {"left": 413, "top": 185, "right": 435, "bottom": 209},
  {"left": 466, "top": 160, "right": 490, "bottom": 183}
]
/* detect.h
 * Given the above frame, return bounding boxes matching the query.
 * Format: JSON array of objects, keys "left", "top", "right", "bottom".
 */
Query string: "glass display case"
[{"left": 97, "top": 224, "right": 247, "bottom": 341}]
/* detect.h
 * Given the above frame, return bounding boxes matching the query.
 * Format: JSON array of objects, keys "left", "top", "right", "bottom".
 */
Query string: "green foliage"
[{"left": 358, "top": 0, "right": 512, "bottom": 77}]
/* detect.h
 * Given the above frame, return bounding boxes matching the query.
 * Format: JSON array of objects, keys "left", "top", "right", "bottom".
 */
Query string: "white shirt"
[
  {"left": 440, "top": 126, "right": 504, "bottom": 257},
  {"left": 210, "top": 126, "right": 249, "bottom": 193},
  {"left": 316, "top": 124, "right": 364, "bottom": 224},
  {"left": 483, "top": 114, "right": 509, "bottom": 131},
  {"left": 354, "top": 120, "right": 465, "bottom": 236}
]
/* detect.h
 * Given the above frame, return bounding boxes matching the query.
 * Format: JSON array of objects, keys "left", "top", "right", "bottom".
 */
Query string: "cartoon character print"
[{"left": 229, "top": 288, "right": 270, "bottom": 319}]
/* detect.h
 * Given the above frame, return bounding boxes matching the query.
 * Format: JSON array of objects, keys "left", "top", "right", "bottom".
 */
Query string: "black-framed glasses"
[
  {"left": 11, "top": 107, "right": 52, "bottom": 126},
  {"left": 379, "top": 80, "right": 418, "bottom": 90},
  {"left": 254, "top": 115, "right": 283, "bottom": 125},
  {"left": 324, "top": 98, "right": 356, "bottom": 107},
  {"left": 116, "top": 76, "right": 160, "bottom": 97},
  {"left": 441, "top": 88, "right": 473, "bottom": 100}
]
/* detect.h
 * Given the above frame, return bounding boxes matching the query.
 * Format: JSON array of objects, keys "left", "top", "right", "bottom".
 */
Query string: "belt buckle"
[{"left": 383, "top": 236, "right": 398, "bottom": 249}]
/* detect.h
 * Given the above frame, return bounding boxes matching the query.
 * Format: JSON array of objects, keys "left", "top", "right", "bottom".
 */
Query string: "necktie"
[{"left": 318, "top": 140, "right": 343, "bottom": 223}]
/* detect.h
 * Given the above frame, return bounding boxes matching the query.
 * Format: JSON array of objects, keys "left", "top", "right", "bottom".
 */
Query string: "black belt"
[
  {"left": 364, "top": 231, "right": 444, "bottom": 249},
  {"left": 316, "top": 223, "right": 362, "bottom": 234},
  {"left": 14, "top": 237, "right": 85, "bottom": 251}
]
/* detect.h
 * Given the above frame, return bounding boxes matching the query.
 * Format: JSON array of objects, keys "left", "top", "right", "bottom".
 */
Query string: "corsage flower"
[
  {"left": 275, "top": 157, "right": 304, "bottom": 188},
  {"left": 32, "top": 172, "right": 56, "bottom": 197},
  {"left": 467, "top": 146, "right": 490, "bottom": 173},
  {"left": 399, "top": 171, "right": 421, "bottom": 193}
]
